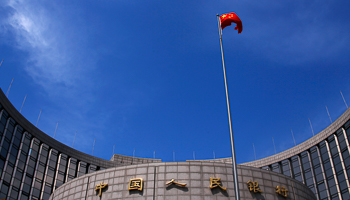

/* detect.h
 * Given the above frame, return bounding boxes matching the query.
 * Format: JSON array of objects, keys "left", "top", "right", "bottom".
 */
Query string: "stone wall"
[{"left": 49, "top": 161, "right": 316, "bottom": 200}]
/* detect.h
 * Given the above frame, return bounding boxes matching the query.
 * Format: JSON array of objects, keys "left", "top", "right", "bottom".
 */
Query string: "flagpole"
[{"left": 216, "top": 14, "right": 240, "bottom": 200}]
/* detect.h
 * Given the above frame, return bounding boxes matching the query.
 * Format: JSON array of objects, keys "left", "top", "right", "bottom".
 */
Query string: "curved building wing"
[
  {"left": 0, "top": 89, "right": 160, "bottom": 200},
  {"left": 242, "top": 108, "right": 350, "bottom": 200},
  {"left": 192, "top": 108, "right": 350, "bottom": 200}
]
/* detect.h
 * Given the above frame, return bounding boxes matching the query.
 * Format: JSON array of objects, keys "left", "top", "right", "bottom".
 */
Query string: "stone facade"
[{"left": 49, "top": 162, "right": 316, "bottom": 200}]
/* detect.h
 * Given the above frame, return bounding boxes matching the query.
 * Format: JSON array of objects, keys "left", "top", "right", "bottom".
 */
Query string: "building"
[
  {"left": 196, "top": 108, "right": 350, "bottom": 200},
  {"left": 242, "top": 108, "right": 350, "bottom": 200},
  {"left": 48, "top": 160, "right": 316, "bottom": 200},
  {"left": 0, "top": 86, "right": 348, "bottom": 199}
]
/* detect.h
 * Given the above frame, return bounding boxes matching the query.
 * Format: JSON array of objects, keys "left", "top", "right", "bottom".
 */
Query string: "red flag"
[{"left": 220, "top": 12, "right": 243, "bottom": 34}]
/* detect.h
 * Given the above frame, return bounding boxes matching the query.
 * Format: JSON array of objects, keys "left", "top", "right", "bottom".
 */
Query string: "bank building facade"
[{"left": 0, "top": 87, "right": 349, "bottom": 200}]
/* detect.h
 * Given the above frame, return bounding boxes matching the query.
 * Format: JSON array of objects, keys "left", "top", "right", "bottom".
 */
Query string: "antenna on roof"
[
  {"left": 6, "top": 78, "right": 14, "bottom": 97},
  {"left": 113, "top": 144, "right": 115, "bottom": 155},
  {"left": 72, "top": 131, "right": 77, "bottom": 147},
  {"left": 19, "top": 95, "right": 27, "bottom": 113},
  {"left": 340, "top": 91, "right": 348, "bottom": 109},
  {"left": 291, "top": 129, "right": 296, "bottom": 146},
  {"left": 193, "top": 151, "right": 195, "bottom": 160},
  {"left": 272, "top": 137, "right": 276, "bottom": 154},
  {"left": 308, "top": 118, "right": 315, "bottom": 136},
  {"left": 325, "top": 105, "right": 332, "bottom": 123},
  {"left": 253, "top": 143, "right": 257, "bottom": 160},
  {"left": 213, "top": 150, "right": 215, "bottom": 159},
  {"left": 132, "top": 148, "right": 135, "bottom": 164},
  {"left": 92, "top": 138, "right": 96, "bottom": 156},
  {"left": 53, "top": 121, "right": 59, "bottom": 138},
  {"left": 173, "top": 150, "right": 175, "bottom": 162},
  {"left": 153, "top": 150, "right": 155, "bottom": 159},
  {"left": 36, "top": 109, "right": 42, "bottom": 127}
]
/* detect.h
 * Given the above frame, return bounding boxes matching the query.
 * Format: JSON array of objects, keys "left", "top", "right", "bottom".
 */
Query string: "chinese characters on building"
[
  {"left": 166, "top": 179, "right": 187, "bottom": 187},
  {"left": 247, "top": 180, "right": 263, "bottom": 193},
  {"left": 276, "top": 186, "right": 288, "bottom": 197},
  {"left": 209, "top": 177, "right": 227, "bottom": 191},
  {"left": 95, "top": 182, "right": 108, "bottom": 197},
  {"left": 94, "top": 178, "right": 289, "bottom": 198},
  {"left": 128, "top": 178, "right": 143, "bottom": 191}
]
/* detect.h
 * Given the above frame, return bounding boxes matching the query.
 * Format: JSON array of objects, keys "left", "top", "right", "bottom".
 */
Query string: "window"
[
  {"left": 282, "top": 159, "right": 291, "bottom": 177},
  {"left": 78, "top": 161, "right": 87, "bottom": 177},
  {"left": 271, "top": 163, "right": 281, "bottom": 173}
]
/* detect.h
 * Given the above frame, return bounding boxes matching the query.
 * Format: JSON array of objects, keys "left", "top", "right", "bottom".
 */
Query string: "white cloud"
[
  {"left": 0, "top": 0, "right": 103, "bottom": 150},
  {"left": 3, "top": 0, "right": 96, "bottom": 91}
]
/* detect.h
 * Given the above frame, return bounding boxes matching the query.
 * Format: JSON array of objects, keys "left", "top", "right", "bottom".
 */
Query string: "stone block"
[
  {"left": 190, "top": 166, "right": 201, "bottom": 172},
  {"left": 159, "top": 166, "right": 166, "bottom": 173},
  {"left": 252, "top": 171, "right": 263, "bottom": 178},
  {"left": 166, "top": 165, "right": 178, "bottom": 172},
  {"left": 165, "top": 173, "right": 178, "bottom": 180},
  {"left": 203, "top": 166, "right": 214, "bottom": 173},
  {"left": 178, "top": 166, "right": 189, "bottom": 172},
  {"left": 191, "top": 195, "right": 202, "bottom": 200},
  {"left": 126, "top": 168, "right": 136, "bottom": 175},
  {"left": 148, "top": 173, "right": 155, "bottom": 181},
  {"left": 178, "top": 172, "right": 190, "bottom": 179},
  {"left": 137, "top": 167, "right": 147, "bottom": 174},
  {"left": 178, "top": 195, "right": 190, "bottom": 200},
  {"left": 191, "top": 188, "right": 201, "bottom": 195},
  {"left": 190, "top": 173, "right": 201, "bottom": 180},
  {"left": 96, "top": 173, "right": 104, "bottom": 181},
  {"left": 157, "top": 173, "right": 165, "bottom": 180}
]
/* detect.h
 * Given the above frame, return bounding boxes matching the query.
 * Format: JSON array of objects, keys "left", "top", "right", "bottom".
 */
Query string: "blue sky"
[{"left": 0, "top": 0, "right": 349, "bottom": 163}]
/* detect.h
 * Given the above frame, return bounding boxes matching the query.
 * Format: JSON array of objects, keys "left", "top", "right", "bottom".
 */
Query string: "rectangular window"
[
  {"left": 22, "top": 183, "right": 30, "bottom": 194},
  {"left": 10, "top": 189, "right": 18, "bottom": 200},
  {"left": 88, "top": 165, "right": 97, "bottom": 173},
  {"left": 281, "top": 159, "right": 291, "bottom": 177},
  {"left": 329, "top": 185, "right": 338, "bottom": 196},
  {"left": 17, "top": 160, "right": 25, "bottom": 171},
  {"left": 14, "top": 170, "right": 23, "bottom": 180},
  {"left": 0, "top": 183, "right": 9, "bottom": 198},
  {"left": 36, "top": 171, "right": 44, "bottom": 181},
  {"left": 78, "top": 161, "right": 87, "bottom": 177},
  {"left": 341, "top": 190, "right": 350, "bottom": 200},
  {"left": 319, "top": 190, "right": 328, "bottom": 199},
  {"left": 3, "top": 172, "right": 12, "bottom": 184},
  {"left": 271, "top": 163, "right": 281, "bottom": 173},
  {"left": 13, "top": 137, "right": 21, "bottom": 149},
  {"left": 316, "top": 172, "right": 324, "bottom": 182},
  {"left": 31, "top": 188, "right": 40, "bottom": 198},
  {"left": 66, "top": 158, "right": 77, "bottom": 179},
  {"left": 43, "top": 183, "right": 51, "bottom": 194}
]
